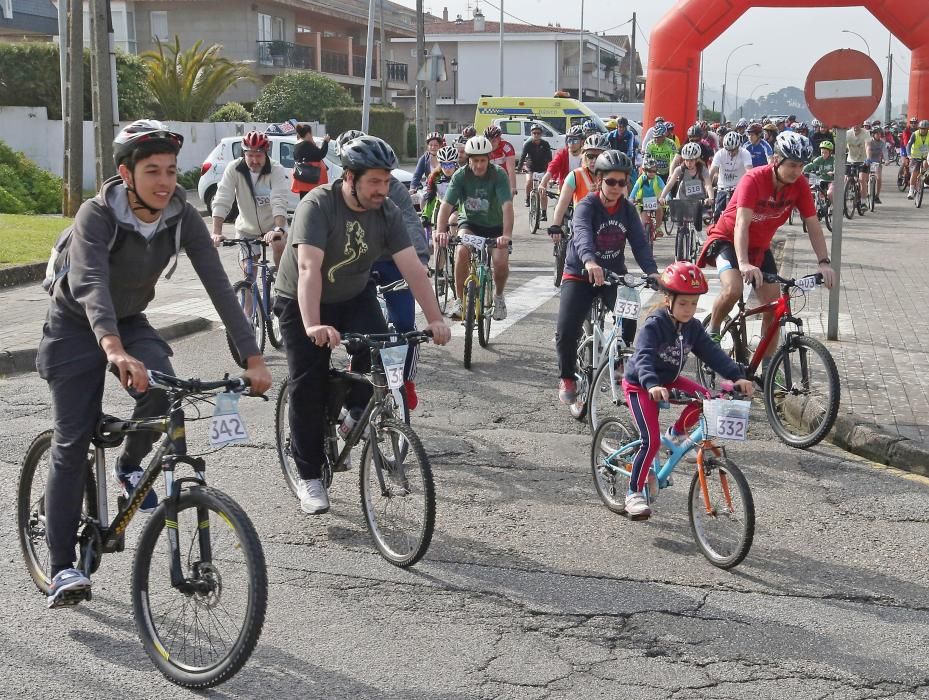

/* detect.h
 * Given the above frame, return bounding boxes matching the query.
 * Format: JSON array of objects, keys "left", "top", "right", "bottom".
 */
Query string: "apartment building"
[{"left": 0, "top": 0, "right": 58, "bottom": 40}]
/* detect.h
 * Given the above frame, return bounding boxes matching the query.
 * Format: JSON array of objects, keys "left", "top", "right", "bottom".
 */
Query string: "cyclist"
[
  {"left": 485, "top": 125, "right": 519, "bottom": 197},
  {"left": 411, "top": 131, "right": 444, "bottom": 192},
  {"left": 701, "top": 121, "right": 719, "bottom": 152},
  {"left": 809, "top": 119, "right": 832, "bottom": 152},
  {"left": 434, "top": 135, "right": 514, "bottom": 322},
  {"left": 671, "top": 124, "right": 714, "bottom": 172},
  {"left": 734, "top": 118, "right": 749, "bottom": 145},
  {"left": 273, "top": 135, "right": 450, "bottom": 516},
  {"left": 906, "top": 119, "right": 929, "bottom": 199},
  {"left": 621, "top": 261, "right": 754, "bottom": 519},
  {"left": 582, "top": 120, "right": 599, "bottom": 138},
  {"left": 640, "top": 116, "right": 666, "bottom": 152},
  {"left": 421, "top": 144, "right": 460, "bottom": 228},
  {"left": 554, "top": 150, "right": 659, "bottom": 405},
  {"left": 39, "top": 120, "right": 273, "bottom": 607},
  {"left": 210, "top": 129, "right": 289, "bottom": 267},
  {"left": 517, "top": 123, "right": 554, "bottom": 214},
  {"left": 846, "top": 123, "right": 869, "bottom": 204},
  {"left": 659, "top": 141, "right": 714, "bottom": 233},
  {"left": 744, "top": 123, "right": 773, "bottom": 167},
  {"left": 454, "top": 125, "right": 477, "bottom": 164},
  {"left": 644, "top": 123, "right": 678, "bottom": 183},
  {"left": 802, "top": 140, "right": 836, "bottom": 202},
  {"left": 607, "top": 116, "right": 637, "bottom": 161},
  {"left": 665, "top": 121, "right": 681, "bottom": 150},
  {"left": 548, "top": 133, "right": 609, "bottom": 242},
  {"left": 697, "top": 132, "right": 836, "bottom": 369},
  {"left": 629, "top": 156, "right": 666, "bottom": 234},
  {"left": 762, "top": 122, "right": 778, "bottom": 148},
  {"left": 710, "top": 130, "right": 754, "bottom": 220},
  {"left": 865, "top": 126, "right": 885, "bottom": 204},
  {"left": 539, "top": 124, "right": 585, "bottom": 194}
]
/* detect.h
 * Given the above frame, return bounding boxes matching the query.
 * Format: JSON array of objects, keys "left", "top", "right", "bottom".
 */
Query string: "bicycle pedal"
[{"left": 48, "top": 587, "right": 91, "bottom": 609}]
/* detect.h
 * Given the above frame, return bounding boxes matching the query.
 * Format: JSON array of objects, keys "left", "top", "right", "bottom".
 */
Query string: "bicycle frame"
[
  {"left": 463, "top": 240, "right": 493, "bottom": 322},
  {"left": 239, "top": 242, "right": 274, "bottom": 320}
]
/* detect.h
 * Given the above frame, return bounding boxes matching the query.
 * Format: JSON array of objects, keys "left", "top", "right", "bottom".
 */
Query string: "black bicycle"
[
  {"left": 223, "top": 238, "right": 283, "bottom": 368},
  {"left": 275, "top": 331, "right": 436, "bottom": 567},
  {"left": 17, "top": 371, "right": 267, "bottom": 688},
  {"left": 552, "top": 203, "right": 574, "bottom": 288},
  {"left": 670, "top": 198, "right": 703, "bottom": 263}
]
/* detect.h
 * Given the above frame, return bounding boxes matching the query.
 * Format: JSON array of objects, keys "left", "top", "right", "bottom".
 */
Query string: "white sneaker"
[
  {"left": 624, "top": 491, "right": 652, "bottom": 520},
  {"left": 297, "top": 478, "right": 330, "bottom": 515},
  {"left": 450, "top": 299, "right": 463, "bottom": 321},
  {"left": 493, "top": 295, "right": 507, "bottom": 321}
]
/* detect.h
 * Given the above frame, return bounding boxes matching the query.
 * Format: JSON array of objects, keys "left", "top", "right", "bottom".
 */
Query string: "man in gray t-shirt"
[{"left": 274, "top": 135, "right": 450, "bottom": 517}]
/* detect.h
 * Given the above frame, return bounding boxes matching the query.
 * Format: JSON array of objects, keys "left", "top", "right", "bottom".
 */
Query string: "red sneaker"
[
  {"left": 558, "top": 378, "right": 577, "bottom": 405},
  {"left": 403, "top": 380, "right": 419, "bottom": 410}
]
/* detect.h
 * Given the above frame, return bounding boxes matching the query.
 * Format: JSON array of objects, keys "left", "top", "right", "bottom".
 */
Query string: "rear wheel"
[
  {"left": 868, "top": 175, "right": 876, "bottom": 211},
  {"left": 695, "top": 315, "right": 743, "bottom": 391},
  {"left": 463, "top": 279, "right": 477, "bottom": 369},
  {"left": 227, "top": 280, "right": 265, "bottom": 369},
  {"left": 688, "top": 454, "right": 754, "bottom": 569},
  {"left": 265, "top": 274, "right": 283, "bottom": 349},
  {"left": 897, "top": 165, "right": 908, "bottom": 191},
  {"left": 590, "top": 417, "right": 638, "bottom": 514},
  {"left": 822, "top": 198, "right": 833, "bottom": 232},
  {"left": 275, "top": 378, "right": 300, "bottom": 497},
  {"left": 570, "top": 326, "right": 593, "bottom": 422}
]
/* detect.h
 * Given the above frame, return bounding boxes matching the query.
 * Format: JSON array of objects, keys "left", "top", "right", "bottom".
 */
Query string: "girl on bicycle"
[
  {"left": 629, "top": 156, "right": 666, "bottom": 236},
  {"left": 622, "top": 262, "right": 754, "bottom": 519},
  {"left": 422, "top": 145, "right": 460, "bottom": 276},
  {"left": 658, "top": 141, "right": 714, "bottom": 233}
]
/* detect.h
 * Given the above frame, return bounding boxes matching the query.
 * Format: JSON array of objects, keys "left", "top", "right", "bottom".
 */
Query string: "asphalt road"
[{"left": 1, "top": 197, "right": 928, "bottom": 699}]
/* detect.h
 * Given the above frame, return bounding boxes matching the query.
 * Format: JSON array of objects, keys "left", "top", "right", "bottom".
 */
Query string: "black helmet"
[
  {"left": 113, "top": 119, "right": 184, "bottom": 168},
  {"left": 340, "top": 135, "right": 397, "bottom": 171},
  {"left": 687, "top": 124, "right": 703, "bottom": 138},
  {"left": 594, "top": 150, "right": 632, "bottom": 174}
]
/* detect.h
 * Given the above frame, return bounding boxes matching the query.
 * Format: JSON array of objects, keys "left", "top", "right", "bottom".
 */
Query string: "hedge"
[
  {"left": 0, "top": 139, "right": 62, "bottom": 214},
  {"left": 0, "top": 43, "right": 149, "bottom": 120},
  {"left": 209, "top": 102, "right": 252, "bottom": 122},
  {"left": 252, "top": 72, "right": 353, "bottom": 123},
  {"left": 322, "top": 106, "right": 406, "bottom": 156}
]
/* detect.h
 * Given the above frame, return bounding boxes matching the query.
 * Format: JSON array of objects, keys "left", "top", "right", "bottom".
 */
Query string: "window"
[
  {"left": 278, "top": 142, "right": 295, "bottom": 168},
  {"left": 297, "top": 24, "right": 313, "bottom": 34},
  {"left": 501, "top": 121, "right": 522, "bottom": 136},
  {"left": 150, "top": 11, "right": 168, "bottom": 42},
  {"left": 258, "top": 13, "right": 272, "bottom": 42},
  {"left": 273, "top": 17, "right": 285, "bottom": 40}
]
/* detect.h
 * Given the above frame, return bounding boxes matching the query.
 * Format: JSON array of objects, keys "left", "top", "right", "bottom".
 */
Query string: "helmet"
[
  {"left": 654, "top": 116, "right": 665, "bottom": 123},
  {"left": 872, "top": 119, "right": 882, "bottom": 126},
  {"left": 642, "top": 156, "right": 658, "bottom": 171},
  {"left": 464, "top": 135, "right": 493, "bottom": 156},
  {"left": 604, "top": 118, "right": 618, "bottom": 130},
  {"left": 242, "top": 130, "right": 270, "bottom": 152},
  {"left": 722, "top": 131, "right": 742, "bottom": 151},
  {"left": 909, "top": 117, "right": 918, "bottom": 124},
  {"left": 919, "top": 120, "right": 929, "bottom": 129},
  {"left": 483, "top": 125, "right": 502, "bottom": 139},
  {"left": 339, "top": 135, "right": 398, "bottom": 171},
  {"left": 665, "top": 121, "right": 676, "bottom": 131},
  {"left": 336, "top": 129, "right": 366, "bottom": 155},
  {"left": 762, "top": 123, "right": 778, "bottom": 133},
  {"left": 789, "top": 122, "right": 801, "bottom": 130},
  {"left": 718, "top": 127, "right": 729, "bottom": 137},
  {"left": 797, "top": 121, "right": 809, "bottom": 131},
  {"left": 746, "top": 122, "right": 763, "bottom": 135},
  {"left": 736, "top": 118, "right": 748, "bottom": 128},
  {"left": 680, "top": 141, "right": 702, "bottom": 160},
  {"left": 661, "top": 261, "right": 709, "bottom": 295},
  {"left": 687, "top": 124, "right": 703, "bottom": 138},
  {"left": 811, "top": 119, "right": 823, "bottom": 128},
  {"left": 582, "top": 120, "right": 597, "bottom": 134},
  {"left": 819, "top": 140, "right": 835, "bottom": 151},
  {"left": 461, "top": 125, "right": 477, "bottom": 138},
  {"left": 652, "top": 123, "right": 667, "bottom": 137},
  {"left": 437, "top": 145, "right": 459, "bottom": 163},
  {"left": 774, "top": 131, "right": 813, "bottom": 162},
  {"left": 529, "top": 122, "right": 543, "bottom": 133},
  {"left": 871, "top": 126, "right": 883, "bottom": 135},
  {"left": 567, "top": 125, "right": 585, "bottom": 139},
  {"left": 582, "top": 134, "right": 609, "bottom": 152},
  {"left": 113, "top": 119, "right": 184, "bottom": 167},
  {"left": 863, "top": 120, "right": 872, "bottom": 128},
  {"left": 593, "top": 150, "right": 632, "bottom": 174},
  {"left": 426, "top": 131, "right": 444, "bottom": 144}
]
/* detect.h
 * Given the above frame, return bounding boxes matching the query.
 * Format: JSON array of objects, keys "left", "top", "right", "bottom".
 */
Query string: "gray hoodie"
[{"left": 49, "top": 176, "right": 260, "bottom": 359}]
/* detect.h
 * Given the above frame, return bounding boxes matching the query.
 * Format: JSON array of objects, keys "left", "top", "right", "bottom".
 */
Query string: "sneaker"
[
  {"left": 665, "top": 426, "right": 687, "bottom": 446},
  {"left": 540, "top": 211, "right": 547, "bottom": 221},
  {"left": 874, "top": 195, "right": 882, "bottom": 204},
  {"left": 493, "top": 295, "right": 507, "bottom": 321},
  {"left": 114, "top": 466, "right": 158, "bottom": 513},
  {"left": 558, "top": 378, "right": 578, "bottom": 405},
  {"left": 47, "top": 568, "right": 91, "bottom": 609},
  {"left": 297, "top": 478, "right": 330, "bottom": 515},
  {"left": 450, "top": 299, "right": 463, "bottom": 321},
  {"left": 908, "top": 190, "right": 915, "bottom": 199},
  {"left": 403, "top": 380, "right": 419, "bottom": 411},
  {"left": 624, "top": 491, "right": 652, "bottom": 520}
]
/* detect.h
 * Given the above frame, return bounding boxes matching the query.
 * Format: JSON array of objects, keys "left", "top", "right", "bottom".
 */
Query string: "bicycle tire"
[
  {"left": 663, "top": 207, "right": 674, "bottom": 236},
  {"left": 587, "top": 350, "right": 628, "bottom": 434},
  {"left": 227, "top": 280, "right": 265, "bottom": 369},
  {"left": 478, "top": 270, "right": 493, "bottom": 349},
  {"left": 265, "top": 282, "right": 283, "bottom": 349},
  {"left": 688, "top": 454, "right": 754, "bottom": 569},
  {"left": 763, "top": 334, "right": 840, "bottom": 449},
  {"left": 868, "top": 177, "right": 876, "bottom": 211},
  {"left": 674, "top": 225, "right": 688, "bottom": 262},
  {"left": 553, "top": 239, "right": 566, "bottom": 287},
  {"left": 590, "top": 417, "right": 638, "bottom": 515},
  {"left": 17, "top": 430, "right": 98, "bottom": 595},
  {"left": 570, "top": 329, "right": 593, "bottom": 422},
  {"left": 695, "top": 315, "right": 743, "bottom": 392},
  {"left": 823, "top": 199, "right": 833, "bottom": 232},
  {"left": 434, "top": 249, "right": 450, "bottom": 314},
  {"left": 788, "top": 207, "right": 796, "bottom": 226},
  {"left": 463, "top": 279, "right": 477, "bottom": 369},
  {"left": 528, "top": 190, "right": 540, "bottom": 234},
  {"left": 133, "top": 486, "right": 267, "bottom": 688},
  {"left": 274, "top": 378, "right": 301, "bottom": 497},
  {"left": 843, "top": 183, "right": 856, "bottom": 219},
  {"left": 359, "top": 418, "right": 435, "bottom": 567},
  {"left": 856, "top": 186, "right": 867, "bottom": 216},
  {"left": 897, "top": 166, "right": 908, "bottom": 191},
  {"left": 917, "top": 180, "right": 925, "bottom": 209}
]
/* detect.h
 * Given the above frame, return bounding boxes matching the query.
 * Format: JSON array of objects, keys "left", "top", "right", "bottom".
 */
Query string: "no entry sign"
[{"left": 804, "top": 49, "right": 883, "bottom": 128}]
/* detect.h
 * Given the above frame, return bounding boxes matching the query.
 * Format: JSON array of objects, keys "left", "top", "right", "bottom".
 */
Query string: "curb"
[
  {"left": 0, "top": 262, "right": 45, "bottom": 289},
  {"left": 0, "top": 317, "right": 214, "bottom": 379}
]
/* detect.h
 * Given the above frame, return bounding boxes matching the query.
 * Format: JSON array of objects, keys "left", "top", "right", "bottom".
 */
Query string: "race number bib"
[
  {"left": 254, "top": 195, "right": 271, "bottom": 208},
  {"left": 796, "top": 274, "right": 819, "bottom": 292},
  {"left": 808, "top": 175, "right": 822, "bottom": 187},
  {"left": 209, "top": 392, "right": 249, "bottom": 447},
  {"left": 684, "top": 182, "right": 703, "bottom": 197},
  {"left": 702, "top": 398, "right": 751, "bottom": 441},
  {"left": 642, "top": 196, "right": 658, "bottom": 211},
  {"left": 437, "top": 182, "right": 449, "bottom": 198},
  {"left": 380, "top": 345, "right": 407, "bottom": 390},
  {"left": 614, "top": 285, "right": 641, "bottom": 320},
  {"left": 869, "top": 162, "right": 880, "bottom": 173},
  {"left": 716, "top": 415, "right": 748, "bottom": 440},
  {"left": 459, "top": 233, "right": 489, "bottom": 250}
]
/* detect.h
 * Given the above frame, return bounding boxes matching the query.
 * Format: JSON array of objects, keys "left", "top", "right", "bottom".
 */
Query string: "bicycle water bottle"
[{"left": 338, "top": 408, "right": 363, "bottom": 439}]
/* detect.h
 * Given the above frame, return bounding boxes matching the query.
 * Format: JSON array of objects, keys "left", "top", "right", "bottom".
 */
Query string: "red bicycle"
[{"left": 696, "top": 272, "right": 840, "bottom": 448}]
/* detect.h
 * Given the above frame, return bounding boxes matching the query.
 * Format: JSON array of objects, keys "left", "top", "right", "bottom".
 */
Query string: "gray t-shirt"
[{"left": 275, "top": 179, "right": 412, "bottom": 303}]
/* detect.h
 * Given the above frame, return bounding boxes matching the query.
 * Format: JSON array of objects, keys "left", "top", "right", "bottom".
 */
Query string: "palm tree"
[{"left": 142, "top": 37, "right": 255, "bottom": 121}]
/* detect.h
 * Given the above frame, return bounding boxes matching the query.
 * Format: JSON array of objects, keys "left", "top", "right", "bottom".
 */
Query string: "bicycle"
[
  {"left": 17, "top": 371, "right": 268, "bottom": 688},
  {"left": 867, "top": 161, "right": 880, "bottom": 211},
  {"left": 552, "top": 199, "right": 573, "bottom": 288},
  {"left": 591, "top": 388, "right": 755, "bottom": 569},
  {"left": 669, "top": 198, "right": 703, "bottom": 263},
  {"left": 527, "top": 172, "right": 545, "bottom": 234},
  {"left": 696, "top": 272, "right": 840, "bottom": 448},
  {"left": 806, "top": 175, "right": 833, "bottom": 233},
  {"left": 375, "top": 275, "right": 413, "bottom": 425},
  {"left": 714, "top": 187, "right": 735, "bottom": 225},
  {"left": 275, "top": 331, "right": 436, "bottom": 567},
  {"left": 897, "top": 158, "right": 910, "bottom": 191},
  {"left": 433, "top": 225, "right": 458, "bottom": 315},
  {"left": 457, "top": 233, "right": 504, "bottom": 369},
  {"left": 914, "top": 159, "right": 928, "bottom": 208},
  {"left": 639, "top": 196, "right": 661, "bottom": 250},
  {"left": 843, "top": 163, "right": 866, "bottom": 219},
  {"left": 223, "top": 238, "right": 283, "bottom": 369}
]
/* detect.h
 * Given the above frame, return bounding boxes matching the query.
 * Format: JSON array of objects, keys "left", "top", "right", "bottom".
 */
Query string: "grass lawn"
[{"left": 0, "top": 213, "right": 72, "bottom": 268}]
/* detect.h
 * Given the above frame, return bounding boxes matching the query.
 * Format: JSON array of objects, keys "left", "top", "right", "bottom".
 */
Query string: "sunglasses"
[
  {"left": 584, "top": 152, "right": 600, "bottom": 159},
  {"left": 440, "top": 161, "right": 458, "bottom": 168},
  {"left": 602, "top": 177, "right": 628, "bottom": 187},
  {"left": 567, "top": 138, "right": 583, "bottom": 144}
]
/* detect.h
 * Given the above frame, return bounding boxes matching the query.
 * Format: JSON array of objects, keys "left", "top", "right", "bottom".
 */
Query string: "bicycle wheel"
[
  {"left": 843, "top": 183, "right": 856, "bottom": 219},
  {"left": 265, "top": 282, "right": 283, "bottom": 349},
  {"left": 553, "top": 239, "right": 567, "bottom": 287},
  {"left": 856, "top": 186, "right": 867, "bottom": 215},
  {"left": 674, "top": 225, "right": 689, "bottom": 262},
  {"left": 897, "top": 166, "right": 908, "bottom": 191},
  {"left": 434, "top": 248, "right": 450, "bottom": 314},
  {"left": 587, "top": 350, "right": 628, "bottom": 434},
  {"left": 917, "top": 179, "right": 925, "bottom": 209},
  {"left": 663, "top": 207, "right": 674, "bottom": 236},
  {"left": 570, "top": 328, "right": 593, "bottom": 422},
  {"left": 133, "top": 486, "right": 267, "bottom": 688},
  {"left": 868, "top": 176, "right": 876, "bottom": 211},
  {"left": 823, "top": 199, "right": 833, "bottom": 232},
  {"left": 763, "top": 334, "right": 840, "bottom": 448},
  {"left": 590, "top": 417, "right": 638, "bottom": 515},
  {"left": 359, "top": 418, "right": 435, "bottom": 567},
  {"left": 478, "top": 271, "right": 493, "bottom": 348},
  {"left": 528, "top": 189, "right": 540, "bottom": 234},
  {"left": 695, "top": 315, "right": 742, "bottom": 391},
  {"left": 463, "top": 279, "right": 477, "bottom": 369},
  {"left": 688, "top": 453, "right": 754, "bottom": 569},
  {"left": 17, "top": 430, "right": 98, "bottom": 594},
  {"left": 274, "top": 378, "right": 301, "bottom": 497},
  {"left": 227, "top": 280, "right": 265, "bottom": 369}
]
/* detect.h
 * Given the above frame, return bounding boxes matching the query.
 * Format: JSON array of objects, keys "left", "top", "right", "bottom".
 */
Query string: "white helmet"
[
  {"left": 722, "top": 131, "right": 743, "bottom": 151},
  {"left": 464, "top": 135, "right": 493, "bottom": 156},
  {"left": 775, "top": 131, "right": 814, "bottom": 162},
  {"left": 680, "top": 142, "right": 702, "bottom": 160}
]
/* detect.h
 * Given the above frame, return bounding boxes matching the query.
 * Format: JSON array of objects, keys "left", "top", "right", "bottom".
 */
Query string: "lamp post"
[
  {"left": 734, "top": 63, "right": 760, "bottom": 120},
  {"left": 744, "top": 82, "right": 769, "bottom": 117},
  {"left": 841, "top": 29, "right": 871, "bottom": 56},
  {"left": 451, "top": 57, "right": 458, "bottom": 104},
  {"left": 720, "top": 42, "right": 752, "bottom": 124}
]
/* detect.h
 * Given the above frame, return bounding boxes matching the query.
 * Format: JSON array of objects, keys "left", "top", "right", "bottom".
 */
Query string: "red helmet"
[
  {"left": 243, "top": 130, "right": 270, "bottom": 152},
  {"left": 484, "top": 125, "right": 502, "bottom": 139},
  {"left": 661, "top": 261, "right": 708, "bottom": 295}
]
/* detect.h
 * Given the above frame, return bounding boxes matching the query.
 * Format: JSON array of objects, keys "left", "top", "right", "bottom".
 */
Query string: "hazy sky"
[{"left": 396, "top": 0, "right": 912, "bottom": 110}]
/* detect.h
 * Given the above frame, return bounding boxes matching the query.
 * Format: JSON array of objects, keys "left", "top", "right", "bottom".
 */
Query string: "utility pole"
[
  {"left": 578, "top": 0, "right": 584, "bottom": 100},
  {"left": 498, "top": 0, "right": 504, "bottom": 96},
  {"left": 63, "top": 0, "right": 83, "bottom": 216},
  {"left": 885, "top": 33, "right": 893, "bottom": 123},
  {"left": 56, "top": 0, "right": 68, "bottom": 118},
  {"left": 699, "top": 52, "right": 704, "bottom": 121},
  {"left": 379, "top": 0, "right": 389, "bottom": 104},
  {"left": 361, "top": 0, "right": 376, "bottom": 131},
  {"left": 628, "top": 12, "right": 636, "bottom": 101},
  {"left": 89, "top": 0, "right": 115, "bottom": 188},
  {"left": 415, "top": 0, "right": 425, "bottom": 151}
]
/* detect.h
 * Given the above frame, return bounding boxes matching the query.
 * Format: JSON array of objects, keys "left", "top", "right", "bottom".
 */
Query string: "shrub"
[
  {"left": 321, "top": 106, "right": 406, "bottom": 156},
  {"left": 252, "top": 72, "right": 353, "bottom": 123},
  {"left": 406, "top": 122, "right": 418, "bottom": 158},
  {"left": 209, "top": 102, "right": 252, "bottom": 122},
  {"left": 0, "top": 140, "right": 62, "bottom": 214},
  {"left": 176, "top": 167, "right": 201, "bottom": 190}
]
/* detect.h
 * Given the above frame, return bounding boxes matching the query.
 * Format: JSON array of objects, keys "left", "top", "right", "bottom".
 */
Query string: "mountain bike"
[
  {"left": 275, "top": 331, "right": 436, "bottom": 567},
  {"left": 806, "top": 175, "right": 833, "bottom": 233},
  {"left": 458, "top": 233, "right": 506, "bottom": 369},
  {"left": 696, "top": 272, "right": 840, "bottom": 448},
  {"left": 591, "top": 387, "right": 755, "bottom": 569},
  {"left": 223, "top": 238, "right": 283, "bottom": 368},
  {"left": 552, "top": 201, "right": 574, "bottom": 287},
  {"left": 17, "top": 371, "right": 267, "bottom": 688},
  {"left": 639, "top": 196, "right": 660, "bottom": 250},
  {"left": 528, "top": 172, "right": 545, "bottom": 234},
  {"left": 433, "top": 232, "right": 458, "bottom": 315},
  {"left": 914, "top": 159, "right": 928, "bottom": 209},
  {"left": 897, "top": 159, "right": 910, "bottom": 191},
  {"left": 867, "top": 161, "right": 880, "bottom": 211},
  {"left": 843, "top": 163, "right": 866, "bottom": 219},
  {"left": 670, "top": 198, "right": 703, "bottom": 263}
]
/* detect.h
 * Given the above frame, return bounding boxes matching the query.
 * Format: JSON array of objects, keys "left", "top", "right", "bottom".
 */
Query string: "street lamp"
[
  {"left": 842, "top": 29, "right": 871, "bottom": 56},
  {"left": 744, "top": 82, "right": 769, "bottom": 117},
  {"left": 720, "top": 42, "right": 752, "bottom": 124},
  {"left": 734, "top": 63, "right": 761, "bottom": 120},
  {"left": 450, "top": 58, "right": 458, "bottom": 104}
]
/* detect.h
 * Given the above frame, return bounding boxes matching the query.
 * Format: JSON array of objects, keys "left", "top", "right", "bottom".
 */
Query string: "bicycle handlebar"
[
  {"left": 222, "top": 238, "right": 270, "bottom": 248},
  {"left": 581, "top": 269, "right": 660, "bottom": 290},
  {"left": 761, "top": 271, "right": 825, "bottom": 288},
  {"left": 341, "top": 330, "right": 434, "bottom": 351},
  {"left": 147, "top": 369, "right": 250, "bottom": 394}
]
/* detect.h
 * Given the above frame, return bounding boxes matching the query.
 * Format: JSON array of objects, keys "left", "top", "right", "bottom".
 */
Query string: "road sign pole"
[{"left": 827, "top": 128, "right": 846, "bottom": 341}]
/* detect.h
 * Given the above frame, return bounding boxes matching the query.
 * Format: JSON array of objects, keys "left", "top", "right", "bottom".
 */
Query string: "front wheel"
[
  {"left": 478, "top": 272, "right": 493, "bottom": 349},
  {"left": 763, "top": 334, "right": 840, "bottom": 448},
  {"left": 227, "top": 280, "right": 265, "bottom": 369},
  {"left": 843, "top": 182, "right": 856, "bottom": 219},
  {"left": 688, "top": 454, "right": 754, "bottom": 569},
  {"left": 528, "top": 189, "right": 540, "bottom": 234},
  {"left": 897, "top": 166, "right": 908, "bottom": 191},
  {"left": 275, "top": 378, "right": 300, "bottom": 497},
  {"left": 359, "top": 418, "right": 435, "bottom": 567},
  {"left": 868, "top": 176, "right": 876, "bottom": 211},
  {"left": 133, "top": 486, "right": 267, "bottom": 688},
  {"left": 822, "top": 198, "right": 833, "bottom": 232},
  {"left": 463, "top": 279, "right": 477, "bottom": 369},
  {"left": 590, "top": 417, "right": 638, "bottom": 514},
  {"left": 695, "top": 315, "right": 742, "bottom": 391},
  {"left": 788, "top": 207, "right": 796, "bottom": 226},
  {"left": 433, "top": 248, "right": 452, "bottom": 314},
  {"left": 917, "top": 179, "right": 925, "bottom": 209}
]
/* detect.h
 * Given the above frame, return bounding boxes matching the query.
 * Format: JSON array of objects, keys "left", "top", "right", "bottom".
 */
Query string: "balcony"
[
  {"left": 255, "top": 42, "right": 409, "bottom": 87},
  {"left": 257, "top": 41, "right": 316, "bottom": 70}
]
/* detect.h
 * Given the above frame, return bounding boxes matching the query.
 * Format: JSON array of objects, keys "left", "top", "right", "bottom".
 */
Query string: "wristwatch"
[{"left": 818, "top": 257, "right": 831, "bottom": 265}]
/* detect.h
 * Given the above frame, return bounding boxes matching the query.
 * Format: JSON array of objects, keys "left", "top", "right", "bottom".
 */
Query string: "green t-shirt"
[
  {"left": 802, "top": 155, "right": 835, "bottom": 182},
  {"left": 442, "top": 164, "right": 511, "bottom": 228},
  {"left": 274, "top": 179, "right": 413, "bottom": 303},
  {"left": 645, "top": 139, "right": 678, "bottom": 175}
]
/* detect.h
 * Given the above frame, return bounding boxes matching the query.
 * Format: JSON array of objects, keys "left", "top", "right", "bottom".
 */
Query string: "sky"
[{"left": 392, "top": 0, "right": 913, "bottom": 112}]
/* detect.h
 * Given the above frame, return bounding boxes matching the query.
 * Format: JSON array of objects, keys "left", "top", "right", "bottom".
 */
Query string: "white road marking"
[
  {"left": 146, "top": 299, "right": 221, "bottom": 322},
  {"left": 449, "top": 276, "right": 559, "bottom": 340},
  {"left": 509, "top": 265, "right": 554, "bottom": 273}
]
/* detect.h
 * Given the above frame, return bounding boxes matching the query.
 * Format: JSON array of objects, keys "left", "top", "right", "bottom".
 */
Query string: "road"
[{"left": 1, "top": 194, "right": 928, "bottom": 699}]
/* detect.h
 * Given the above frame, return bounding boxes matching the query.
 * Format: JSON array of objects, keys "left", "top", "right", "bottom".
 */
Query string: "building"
[{"left": 0, "top": 0, "right": 58, "bottom": 41}]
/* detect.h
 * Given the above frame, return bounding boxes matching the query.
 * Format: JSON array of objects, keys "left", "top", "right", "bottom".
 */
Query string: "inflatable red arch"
[{"left": 644, "top": 0, "right": 929, "bottom": 129}]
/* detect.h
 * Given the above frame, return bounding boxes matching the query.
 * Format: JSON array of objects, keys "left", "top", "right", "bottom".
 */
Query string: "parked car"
[{"left": 198, "top": 135, "right": 413, "bottom": 218}]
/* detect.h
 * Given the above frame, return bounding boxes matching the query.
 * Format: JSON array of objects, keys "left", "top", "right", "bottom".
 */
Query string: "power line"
[
  {"left": 594, "top": 17, "right": 632, "bottom": 35},
  {"left": 475, "top": 0, "right": 558, "bottom": 32}
]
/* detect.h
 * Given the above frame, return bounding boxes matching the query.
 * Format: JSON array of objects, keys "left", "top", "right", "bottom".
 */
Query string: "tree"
[
  {"left": 252, "top": 72, "right": 354, "bottom": 123},
  {"left": 142, "top": 37, "right": 255, "bottom": 122},
  {"left": 739, "top": 86, "right": 813, "bottom": 121}
]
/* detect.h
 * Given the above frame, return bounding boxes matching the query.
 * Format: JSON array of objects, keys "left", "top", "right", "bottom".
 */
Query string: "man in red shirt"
[
  {"left": 697, "top": 132, "right": 836, "bottom": 363},
  {"left": 484, "top": 125, "right": 518, "bottom": 197},
  {"left": 539, "top": 125, "right": 585, "bottom": 193}
]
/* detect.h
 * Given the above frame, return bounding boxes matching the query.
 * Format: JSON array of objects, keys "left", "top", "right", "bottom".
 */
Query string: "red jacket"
[{"left": 546, "top": 146, "right": 574, "bottom": 184}]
